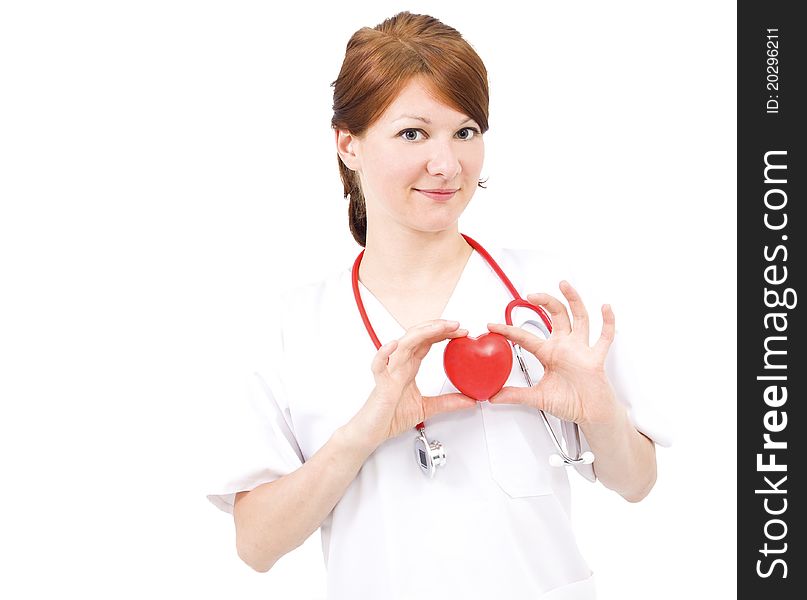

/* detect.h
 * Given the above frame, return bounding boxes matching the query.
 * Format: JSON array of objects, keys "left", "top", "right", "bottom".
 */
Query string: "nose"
[{"left": 426, "top": 139, "right": 462, "bottom": 181}]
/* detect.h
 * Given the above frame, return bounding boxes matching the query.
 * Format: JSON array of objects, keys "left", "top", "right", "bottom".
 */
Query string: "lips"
[{"left": 416, "top": 188, "right": 458, "bottom": 201}]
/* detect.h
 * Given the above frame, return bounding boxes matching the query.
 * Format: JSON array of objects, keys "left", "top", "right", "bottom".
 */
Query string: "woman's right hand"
[{"left": 347, "top": 319, "right": 478, "bottom": 452}]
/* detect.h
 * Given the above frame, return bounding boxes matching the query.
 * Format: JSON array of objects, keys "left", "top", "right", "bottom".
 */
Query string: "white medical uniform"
[{"left": 207, "top": 244, "right": 672, "bottom": 600}]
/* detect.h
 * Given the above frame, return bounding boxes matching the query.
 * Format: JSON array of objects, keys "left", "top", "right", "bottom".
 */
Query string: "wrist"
[
  {"left": 336, "top": 416, "right": 384, "bottom": 458},
  {"left": 579, "top": 400, "right": 630, "bottom": 438},
  {"left": 577, "top": 378, "right": 621, "bottom": 426}
]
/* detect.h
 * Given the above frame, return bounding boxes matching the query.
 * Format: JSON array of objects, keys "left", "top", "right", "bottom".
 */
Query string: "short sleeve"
[
  {"left": 561, "top": 253, "right": 676, "bottom": 450},
  {"left": 575, "top": 291, "right": 675, "bottom": 482},
  {"left": 205, "top": 325, "right": 305, "bottom": 515},
  {"left": 604, "top": 328, "right": 675, "bottom": 448},
  {"left": 500, "top": 247, "right": 675, "bottom": 481}
]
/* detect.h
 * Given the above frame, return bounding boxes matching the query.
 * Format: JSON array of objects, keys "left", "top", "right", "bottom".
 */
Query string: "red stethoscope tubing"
[{"left": 350, "top": 233, "right": 552, "bottom": 431}]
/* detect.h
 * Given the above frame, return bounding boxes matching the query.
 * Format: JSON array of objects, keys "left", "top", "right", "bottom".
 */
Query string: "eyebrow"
[{"left": 392, "top": 114, "right": 475, "bottom": 126}]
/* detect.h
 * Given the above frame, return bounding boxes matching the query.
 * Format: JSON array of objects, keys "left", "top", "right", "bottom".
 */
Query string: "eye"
[
  {"left": 456, "top": 127, "right": 481, "bottom": 140},
  {"left": 398, "top": 128, "right": 424, "bottom": 142}
]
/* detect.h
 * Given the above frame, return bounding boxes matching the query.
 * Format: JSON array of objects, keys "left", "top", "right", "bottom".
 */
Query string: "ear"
[{"left": 335, "top": 129, "right": 360, "bottom": 171}]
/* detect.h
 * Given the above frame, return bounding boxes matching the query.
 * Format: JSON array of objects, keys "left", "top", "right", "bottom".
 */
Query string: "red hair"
[{"left": 330, "top": 11, "right": 490, "bottom": 246}]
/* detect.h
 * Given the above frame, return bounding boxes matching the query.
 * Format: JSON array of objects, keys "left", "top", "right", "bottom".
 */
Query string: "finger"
[
  {"left": 423, "top": 392, "right": 479, "bottom": 419},
  {"left": 486, "top": 322, "right": 545, "bottom": 355},
  {"left": 411, "top": 318, "right": 458, "bottom": 330},
  {"left": 371, "top": 340, "right": 398, "bottom": 377},
  {"left": 397, "top": 320, "right": 465, "bottom": 360},
  {"left": 593, "top": 304, "right": 616, "bottom": 359},
  {"left": 488, "top": 385, "right": 544, "bottom": 410},
  {"left": 557, "top": 280, "right": 589, "bottom": 344},
  {"left": 525, "top": 292, "right": 571, "bottom": 335}
]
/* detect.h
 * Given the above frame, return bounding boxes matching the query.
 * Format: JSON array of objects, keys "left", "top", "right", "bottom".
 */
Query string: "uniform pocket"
[{"left": 479, "top": 401, "right": 555, "bottom": 498}]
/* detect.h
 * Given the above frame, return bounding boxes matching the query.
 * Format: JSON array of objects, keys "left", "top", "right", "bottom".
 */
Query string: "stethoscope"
[{"left": 351, "top": 233, "right": 595, "bottom": 477}]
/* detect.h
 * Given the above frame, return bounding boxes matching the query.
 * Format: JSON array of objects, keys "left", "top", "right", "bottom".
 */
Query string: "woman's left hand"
[{"left": 486, "top": 280, "right": 620, "bottom": 425}]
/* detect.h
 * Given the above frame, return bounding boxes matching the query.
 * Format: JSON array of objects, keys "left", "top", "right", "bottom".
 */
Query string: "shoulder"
[
  {"left": 272, "top": 267, "right": 354, "bottom": 346},
  {"left": 279, "top": 267, "right": 349, "bottom": 314},
  {"left": 487, "top": 246, "right": 578, "bottom": 295},
  {"left": 494, "top": 246, "right": 569, "bottom": 273},
  {"left": 482, "top": 245, "right": 617, "bottom": 332}
]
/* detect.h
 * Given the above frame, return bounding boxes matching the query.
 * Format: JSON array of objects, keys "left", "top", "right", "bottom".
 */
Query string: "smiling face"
[{"left": 338, "top": 76, "right": 485, "bottom": 239}]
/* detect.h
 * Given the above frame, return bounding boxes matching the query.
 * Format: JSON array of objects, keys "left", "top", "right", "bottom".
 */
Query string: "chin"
[
  {"left": 409, "top": 218, "right": 463, "bottom": 234},
  {"left": 400, "top": 197, "right": 470, "bottom": 233}
]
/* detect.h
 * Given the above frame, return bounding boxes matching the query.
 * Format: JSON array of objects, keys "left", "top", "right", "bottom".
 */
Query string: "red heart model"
[{"left": 443, "top": 332, "right": 513, "bottom": 401}]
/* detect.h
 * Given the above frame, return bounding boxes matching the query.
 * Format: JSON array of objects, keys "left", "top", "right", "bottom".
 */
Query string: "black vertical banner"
[{"left": 738, "top": 2, "right": 805, "bottom": 598}]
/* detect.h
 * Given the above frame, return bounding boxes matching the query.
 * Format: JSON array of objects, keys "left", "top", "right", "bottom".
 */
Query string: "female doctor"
[{"left": 207, "top": 11, "right": 669, "bottom": 600}]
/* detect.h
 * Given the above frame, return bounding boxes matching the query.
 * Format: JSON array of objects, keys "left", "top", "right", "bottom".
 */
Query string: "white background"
[{"left": 0, "top": 1, "right": 736, "bottom": 598}]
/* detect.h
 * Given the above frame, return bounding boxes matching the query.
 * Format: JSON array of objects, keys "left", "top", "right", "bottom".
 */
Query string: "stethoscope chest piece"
[{"left": 414, "top": 428, "right": 446, "bottom": 478}]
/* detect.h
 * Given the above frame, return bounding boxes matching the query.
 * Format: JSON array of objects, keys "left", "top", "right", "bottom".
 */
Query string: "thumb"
[
  {"left": 489, "top": 385, "right": 542, "bottom": 408},
  {"left": 371, "top": 340, "right": 398, "bottom": 377},
  {"left": 423, "top": 392, "right": 478, "bottom": 420}
]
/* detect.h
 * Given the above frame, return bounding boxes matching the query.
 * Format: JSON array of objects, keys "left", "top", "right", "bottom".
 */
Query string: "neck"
[{"left": 360, "top": 227, "right": 473, "bottom": 292}]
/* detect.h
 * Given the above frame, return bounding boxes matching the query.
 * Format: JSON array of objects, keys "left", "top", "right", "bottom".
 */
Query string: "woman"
[{"left": 208, "top": 11, "right": 669, "bottom": 599}]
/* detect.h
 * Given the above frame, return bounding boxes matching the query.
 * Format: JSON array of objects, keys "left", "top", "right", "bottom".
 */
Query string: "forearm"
[
  {"left": 580, "top": 403, "right": 657, "bottom": 502},
  {"left": 234, "top": 422, "right": 376, "bottom": 572}
]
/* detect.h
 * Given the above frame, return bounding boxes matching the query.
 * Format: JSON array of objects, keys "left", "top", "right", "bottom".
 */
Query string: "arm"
[
  {"left": 233, "top": 421, "right": 374, "bottom": 572},
  {"left": 579, "top": 402, "right": 657, "bottom": 502},
  {"left": 233, "top": 320, "right": 475, "bottom": 572}
]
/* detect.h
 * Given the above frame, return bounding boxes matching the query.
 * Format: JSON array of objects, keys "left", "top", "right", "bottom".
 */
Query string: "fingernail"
[{"left": 446, "top": 320, "right": 459, "bottom": 326}]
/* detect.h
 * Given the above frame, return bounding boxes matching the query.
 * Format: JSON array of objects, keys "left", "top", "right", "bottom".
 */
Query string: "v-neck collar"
[
  {"left": 356, "top": 248, "right": 479, "bottom": 341},
  {"left": 352, "top": 247, "right": 512, "bottom": 396}
]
